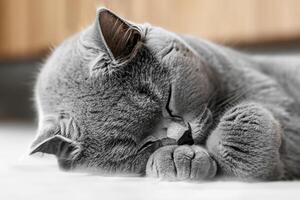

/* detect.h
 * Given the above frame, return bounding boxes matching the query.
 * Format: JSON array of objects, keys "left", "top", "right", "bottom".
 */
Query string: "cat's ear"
[
  {"left": 29, "top": 116, "right": 81, "bottom": 169},
  {"left": 30, "top": 135, "right": 79, "bottom": 158},
  {"left": 96, "top": 8, "right": 142, "bottom": 61}
]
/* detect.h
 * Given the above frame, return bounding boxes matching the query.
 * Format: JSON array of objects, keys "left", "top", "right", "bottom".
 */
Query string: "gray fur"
[{"left": 30, "top": 8, "right": 300, "bottom": 181}]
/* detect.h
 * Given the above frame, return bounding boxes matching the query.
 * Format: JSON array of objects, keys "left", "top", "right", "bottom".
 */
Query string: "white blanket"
[{"left": 1, "top": 123, "right": 299, "bottom": 200}]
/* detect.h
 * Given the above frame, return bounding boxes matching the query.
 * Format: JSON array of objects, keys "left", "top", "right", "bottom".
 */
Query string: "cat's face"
[{"left": 30, "top": 8, "right": 216, "bottom": 174}]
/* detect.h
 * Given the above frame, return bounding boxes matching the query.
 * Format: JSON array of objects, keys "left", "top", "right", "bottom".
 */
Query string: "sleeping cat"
[{"left": 30, "top": 8, "right": 300, "bottom": 181}]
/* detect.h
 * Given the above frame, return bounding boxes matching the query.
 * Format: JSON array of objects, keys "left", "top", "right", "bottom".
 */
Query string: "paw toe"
[{"left": 174, "top": 146, "right": 194, "bottom": 179}]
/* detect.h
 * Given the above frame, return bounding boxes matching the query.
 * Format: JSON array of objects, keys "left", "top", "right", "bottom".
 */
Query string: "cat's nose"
[
  {"left": 177, "top": 123, "right": 194, "bottom": 145},
  {"left": 166, "top": 120, "right": 194, "bottom": 145},
  {"left": 167, "top": 120, "right": 188, "bottom": 140}
]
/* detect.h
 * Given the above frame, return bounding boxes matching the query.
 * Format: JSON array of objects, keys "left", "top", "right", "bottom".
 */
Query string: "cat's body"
[
  {"left": 30, "top": 8, "right": 300, "bottom": 181},
  {"left": 181, "top": 37, "right": 300, "bottom": 179}
]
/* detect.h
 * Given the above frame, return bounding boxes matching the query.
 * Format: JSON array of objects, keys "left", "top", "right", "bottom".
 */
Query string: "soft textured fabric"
[{"left": 1, "top": 123, "right": 299, "bottom": 200}]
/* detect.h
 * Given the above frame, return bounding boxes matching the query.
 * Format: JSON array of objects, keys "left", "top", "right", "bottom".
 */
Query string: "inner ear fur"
[{"left": 97, "top": 8, "right": 142, "bottom": 61}]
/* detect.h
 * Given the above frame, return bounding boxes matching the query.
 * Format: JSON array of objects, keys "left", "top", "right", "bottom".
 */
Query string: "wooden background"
[
  {"left": 99, "top": 0, "right": 300, "bottom": 45},
  {"left": 0, "top": 0, "right": 96, "bottom": 60},
  {"left": 1, "top": 0, "right": 300, "bottom": 60}
]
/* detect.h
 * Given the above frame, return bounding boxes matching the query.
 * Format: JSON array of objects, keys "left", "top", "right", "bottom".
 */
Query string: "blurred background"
[{"left": 1, "top": 0, "right": 300, "bottom": 123}]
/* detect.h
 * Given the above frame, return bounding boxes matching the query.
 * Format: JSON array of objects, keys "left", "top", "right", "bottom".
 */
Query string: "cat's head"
[{"left": 29, "top": 8, "right": 218, "bottom": 174}]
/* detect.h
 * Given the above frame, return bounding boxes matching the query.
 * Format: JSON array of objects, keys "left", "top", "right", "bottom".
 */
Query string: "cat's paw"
[
  {"left": 146, "top": 145, "right": 217, "bottom": 181},
  {"left": 206, "top": 102, "right": 283, "bottom": 180}
]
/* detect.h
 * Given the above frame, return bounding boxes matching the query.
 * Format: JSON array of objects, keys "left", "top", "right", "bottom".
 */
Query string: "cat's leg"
[
  {"left": 146, "top": 145, "right": 217, "bottom": 180},
  {"left": 207, "top": 102, "right": 284, "bottom": 180}
]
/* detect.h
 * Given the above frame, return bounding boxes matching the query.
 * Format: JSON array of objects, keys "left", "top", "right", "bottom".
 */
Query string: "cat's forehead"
[
  {"left": 145, "top": 27, "right": 179, "bottom": 51},
  {"left": 144, "top": 27, "right": 197, "bottom": 59}
]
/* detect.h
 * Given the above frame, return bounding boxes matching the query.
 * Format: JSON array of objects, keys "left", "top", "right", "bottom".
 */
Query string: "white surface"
[{"left": 0, "top": 123, "right": 300, "bottom": 200}]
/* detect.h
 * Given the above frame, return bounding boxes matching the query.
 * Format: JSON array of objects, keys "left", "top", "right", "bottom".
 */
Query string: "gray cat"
[{"left": 30, "top": 8, "right": 300, "bottom": 181}]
